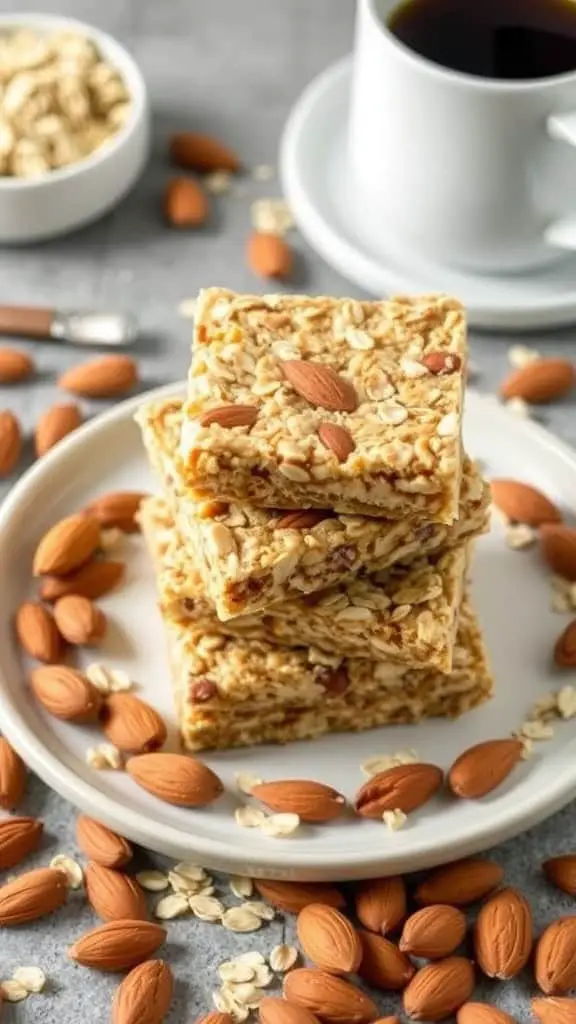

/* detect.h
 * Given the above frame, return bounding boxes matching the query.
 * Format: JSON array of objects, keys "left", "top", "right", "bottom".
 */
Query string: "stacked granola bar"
[{"left": 137, "top": 288, "right": 493, "bottom": 752}]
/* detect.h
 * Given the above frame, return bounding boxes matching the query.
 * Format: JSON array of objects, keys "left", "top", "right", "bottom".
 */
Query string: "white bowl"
[{"left": 0, "top": 13, "right": 150, "bottom": 243}]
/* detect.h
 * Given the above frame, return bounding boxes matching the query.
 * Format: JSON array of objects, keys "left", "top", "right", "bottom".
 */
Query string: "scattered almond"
[
  {"left": 126, "top": 752, "right": 223, "bottom": 807},
  {"left": 53, "top": 594, "right": 107, "bottom": 646},
  {"left": 101, "top": 693, "right": 167, "bottom": 754},
  {"left": 259, "top": 997, "right": 321, "bottom": 1024},
  {"left": 33, "top": 513, "right": 101, "bottom": 577},
  {"left": 35, "top": 402, "right": 82, "bottom": 456},
  {"left": 0, "top": 347, "right": 34, "bottom": 383},
  {"left": 354, "top": 763, "right": 443, "bottom": 818},
  {"left": 40, "top": 559, "right": 125, "bottom": 601},
  {"left": 448, "top": 739, "right": 524, "bottom": 799},
  {"left": 199, "top": 405, "right": 259, "bottom": 429},
  {"left": 196, "top": 1016, "right": 235, "bottom": 1024},
  {"left": 357, "top": 929, "right": 415, "bottom": 991},
  {"left": 0, "top": 409, "right": 22, "bottom": 476},
  {"left": 274, "top": 510, "right": 332, "bottom": 530},
  {"left": 535, "top": 916, "right": 576, "bottom": 994},
  {"left": 247, "top": 232, "right": 292, "bottom": 279},
  {"left": 415, "top": 858, "right": 504, "bottom": 906},
  {"left": 532, "top": 996, "right": 576, "bottom": 1023},
  {"left": 112, "top": 959, "right": 173, "bottom": 1024},
  {"left": 252, "top": 780, "right": 346, "bottom": 823},
  {"left": 0, "top": 816, "right": 43, "bottom": 869},
  {"left": 253, "top": 879, "right": 345, "bottom": 914},
  {"left": 540, "top": 524, "right": 576, "bottom": 580},
  {"left": 283, "top": 967, "right": 378, "bottom": 1024},
  {"left": 85, "top": 491, "right": 146, "bottom": 532},
  {"left": 544, "top": 854, "right": 576, "bottom": 895},
  {"left": 76, "top": 815, "right": 133, "bottom": 869},
  {"left": 297, "top": 904, "right": 362, "bottom": 975},
  {"left": 500, "top": 358, "right": 575, "bottom": 403},
  {"left": 281, "top": 360, "right": 358, "bottom": 413},
  {"left": 59, "top": 355, "right": 138, "bottom": 399},
  {"left": 84, "top": 862, "right": 147, "bottom": 922},
  {"left": 457, "top": 1004, "right": 518, "bottom": 1024},
  {"left": 400, "top": 905, "right": 466, "bottom": 959},
  {"left": 421, "top": 352, "right": 462, "bottom": 375},
  {"left": 0, "top": 867, "right": 68, "bottom": 925},
  {"left": 169, "top": 132, "right": 240, "bottom": 173},
  {"left": 15, "top": 601, "right": 63, "bottom": 663},
  {"left": 490, "top": 479, "right": 561, "bottom": 526},
  {"left": 0, "top": 737, "right": 26, "bottom": 810},
  {"left": 164, "top": 177, "right": 209, "bottom": 227},
  {"left": 554, "top": 621, "right": 576, "bottom": 667},
  {"left": 30, "top": 664, "right": 102, "bottom": 722},
  {"left": 354, "top": 877, "right": 406, "bottom": 936},
  {"left": 69, "top": 919, "right": 166, "bottom": 971},
  {"left": 317, "top": 423, "right": 355, "bottom": 462},
  {"left": 474, "top": 887, "right": 532, "bottom": 980},
  {"left": 403, "top": 957, "right": 475, "bottom": 1022}
]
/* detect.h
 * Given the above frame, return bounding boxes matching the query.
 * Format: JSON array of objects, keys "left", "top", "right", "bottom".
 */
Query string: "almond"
[
  {"left": 535, "top": 917, "right": 576, "bottom": 994},
  {"left": 415, "top": 858, "right": 504, "bottom": 907},
  {"left": 354, "top": 763, "right": 443, "bottom": 818},
  {"left": 354, "top": 877, "right": 406, "bottom": 936},
  {"left": 0, "top": 347, "right": 34, "bottom": 383},
  {"left": 253, "top": 879, "right": 345, "bottom": 915},
  {"left": 283, "top": 968, "right": 378, "bottom": 1024},
  {"left": 0, "top": 866, "right": 68, "bottom": 924},
  {"left": 35, "top": 402, "right": 82, "bottom": 456},
  {"left": 0, "top": 816, "right": 43, "bottom": 869},
  {"left": 33, "top": 513, "right": 101, "bottom": 577},
  {"left": 102, "top": 693, "right": 167, "bottom": 754},
  {"left": 169, "top": 132, "right": 240, "bottom": 173},
  {"left": 475, "top": 887, "right": 532, "bottom": 980},
  {"left": 540, "top": 524, "right": 576, "bottom": 580},
  {"left": 252, "top": 780, "right": 346, "bottom": 823},
  {"left": 31, "top": 664, "right": 102, "bottom": 722},
  {"left": 297, "top": 904, "right": 362, "bottom": 975},
  {"left": 400, "top": 905, "right": 466, "bottom": 959},
  {"left": 0, "top": 737, "right": 26, "bottom": 810},
  {"left": 126, "top": 752, "right": 223, "bottom": 806},
  {"left": 544, "top": 854, "right": 576, "bottom": 895},
  {"left": 85, "top": 862, "right": 147, "bottom": 922},
  {"left": 490, "top": 479, "right": 561, "bottom": 526},
  {"left": 40, "top": 559, "right": 125, "bottom": 601},
  {"left": 199, "top": 405, "right": 258, "bottom": 429},
  {"left": 259, "top": 998, "right": 320, "bottom": 1024},
  {"left": 15, "top": 601, "right": 63, "bottom": 663},
  {"left": 112, "top": 959, "right": 173, "bottom": 1024},
  {"left": 59, "top": 355, "right": 138, "bottom": 399},
  {"left": 317, "top": 423, "right": 355, "bottom": 462},
  {"left": 196, "top": 1015, "right": 235, "bottom": 1024},
  {"left": 69, "top": 919, "right": 166, "bottom": 971},
  {"left": 0, "top": 408, "right": 21, "bottom": 476},
  {"left": 457, "top": 1004, "right": 518, "bottom": 1024},
  {"left": 554, "top": 621, "right": 576, "bottom": 667},
  {"left": 448, "top": 739, "right": 524, "bottom": 799},
  {"left": 164, "top": 177, "right": 209, "bottom": 227},
  {"left": 532, "top": 997, "right": 576, "bottom": 1023},
  {"left": 421, "top": 352, "right": 462, "bottom": 375},
  {"left": 403, "top": 958, "right": 475, "bottom": 1022},
  {"left": 274, "top": 510, "right": 333, "bottom": 530},
  {"left": 85, "top": 491, "right": 146, "bottom": 532},
  {"left": 53, "top": 594, "right": 107, "bottom": 646},
  {"left": 500, "top": 358, "right": 575, "bottom": 403},
  {"left": 76, "top": 815, "right": 132, "bottom": 869},
  {"left": 281, "top": 360, "right": 358, "bottom": 413},
  {"left": 357, "top": 928, "right": 415, "bottom": 991},
  {"left": 247, "top": 232, "right": 292, "bottom": 279}
]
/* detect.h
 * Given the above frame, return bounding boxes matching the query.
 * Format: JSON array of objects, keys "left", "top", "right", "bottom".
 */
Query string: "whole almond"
[
  {"left": 199, "top": 405, "right": 258, "bottom": 429},
  {"left": 0, "top": 866, "right": 68, "bottom": 925},
  {"left": 415, "top": 859, "right": 504, "bottom": 907},
  {"left": 490, "top": 479, "right": 561, "bottom": 526},
  {"left": 554, "top": 621, "right": 576, "bottom": 667},
  {"left": 170, "top": 132, "right": 240, "bottom": 173},
  {"left": 354, "top": 877, "right": 406, "bottom": 936},
  {"left": 540, "top": 524, "right": 576, "bottom": 580},
  {"left": 500, "top": 358, "right": 575, "bottom": 403},
  {"left": 252, "top": 780, "right": 346, "bottom": 823},
  {"left": 281, "top": 360, "right": 358, "bottom": 413},
  {"left": 535, "top": 917, "right": 576, "bottom": 994},
  {"left": 196, "top": 1015, "right": 235, "bottom": 1024},
  {"left": 297, "top": 904, "right": 362, "bottom": 975},
  {"left": 164, "top": 177, "right": 209, "bottom": 227},
  {"left": 544, "top": 854, "right": 576, "bottom": 895},
  {"left": 40, "top": 559, "right": 125, "bottom": 601},
  {"left": 357, "top": 928, "right": 415, "bottom": 991},
  {"left": 283, "top": 968, "right": 378, "bottom": 1024},
  {"left": 33, "top": 513, "right": 101, "bottom": 577},
  {"left": 274, "top": 510, "right": 333, "bottom": 530},
  {"left": 448, "top": 739, "right": 524, "bottom": 799},
  {"left": 354, "top": 763, "right": 443, "bottom": 818},
  {"left": 457, "top": 1004, "right": 518, "bottom": 1024},
  {"left": 254, "top": 879, "right": 345, "bottom": 914},
  {"left": 0, "top": 408, "right": 21, "bottom": 476},
  {"left": 0, "top": 737, "right": 26, "bottom": 810},
  {"left": 126, "top": 752, "right": 223, "bottom": 807},
  {"left": 532, "top": 996, "right": 576, "bottom": 1023},
  {"left": 102, "top": 694, "right": 167, "bottom": 754},
  {"left": 15, "top": 601, "right": 63, "bottom": 663},
  {"left": 247, "top": 232, "right": 292, "bottom": 279},
  {"left": 318, "top": 423, "right": 355, "bottom": 462},
  {"left": 69, "top": 919, "right": 166, "bottom": 971},
  {"left": 0, "top": 347, "right": 34, "bottom": 383},
  {"left": 31, "top": 665, "right": 102, "bottom": 722},
  {"left": 85, "top": 862, "right": 147, "bottom": 922},
  {"left": 85, "top": 491, "right": 146, "bottom": 532},
  {"left": 76, "top": 815, "right": 132, "bottom": 869},
  {"left": 403, "top": 958, "right": 475, "bottom": 1022},
  {"left": 53, "top": 594, "right": 107, "bottom": 646},
  {"left": 35, "top": 402, "right": 82, "bottom": 456},
  {"left": 112, "top": 959, "right": 173, "bottom": 1024},
  {"left": 474, "top": 887, "right": 532, "bottom": 980},
  {"left": 59, "top": 355, "right": 138, "bottom": 399},
  {"left": 259, "top": 999, "right": 320, "bottom": 1024},
  {"left": 400, "top": 905, "right": 467, "bottom": 959},
  {"left": 0, "top": 816, "right": 43, "bottom": 869}
]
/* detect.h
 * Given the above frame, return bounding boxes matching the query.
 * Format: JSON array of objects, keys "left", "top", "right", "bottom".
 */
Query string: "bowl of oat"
[{"left": 0, "top": 13, "right": 150, "bottom": 243}]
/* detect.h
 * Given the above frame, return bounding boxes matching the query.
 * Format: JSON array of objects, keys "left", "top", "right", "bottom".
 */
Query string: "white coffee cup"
[{"left": 348, "top": 0, "right": 576, "bottom": 273}]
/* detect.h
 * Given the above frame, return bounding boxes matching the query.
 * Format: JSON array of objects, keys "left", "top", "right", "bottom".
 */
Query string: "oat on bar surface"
[
  {"left": 137, "top": 399, "right": 489, "bottom": 619},
  {"left": 178, "top": 288, "right": 467, "bottom": 522},
  {"left": 141, "top": 497, "right": 468, "bottom": 671}
]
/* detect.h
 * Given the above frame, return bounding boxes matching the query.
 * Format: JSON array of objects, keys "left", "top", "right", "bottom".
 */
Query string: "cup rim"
[{"left": 366, "top": 0, "right": 576, "bottom": 92}]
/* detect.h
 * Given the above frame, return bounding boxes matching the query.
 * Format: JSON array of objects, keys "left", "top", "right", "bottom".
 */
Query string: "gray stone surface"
[{"left": 0, "top": 0, "right": 574, "bottom": 1020}]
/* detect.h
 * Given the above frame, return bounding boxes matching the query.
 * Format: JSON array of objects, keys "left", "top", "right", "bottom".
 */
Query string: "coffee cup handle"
[{"left": 545, "top": 113, "right": 576, "bottom": 250}]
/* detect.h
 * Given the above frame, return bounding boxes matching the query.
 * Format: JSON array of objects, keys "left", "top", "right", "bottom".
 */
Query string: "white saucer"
[{"left": 281, "top": 58, "right": 576, "bottom": 332}]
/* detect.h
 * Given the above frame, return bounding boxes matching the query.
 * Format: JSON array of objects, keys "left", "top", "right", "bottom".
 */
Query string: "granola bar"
[
  {"left": 179, "top": 289, "right": 467, "bottom": 521},
  {"left": 137, "top": 398, "right": 489, "bottom": 619},
  {"left": 141, "top": 496, "right": 467, "bottom": 671}
]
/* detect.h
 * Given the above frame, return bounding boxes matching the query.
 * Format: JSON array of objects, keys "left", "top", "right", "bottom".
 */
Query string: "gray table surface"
[{"left": 0, "top": 1, "right": 575, "bottom": 1020}]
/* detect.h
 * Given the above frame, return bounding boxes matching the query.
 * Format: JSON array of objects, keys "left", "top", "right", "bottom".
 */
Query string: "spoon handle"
[{"left": 0, "top": 305, "right": 53, "bottom": 340}]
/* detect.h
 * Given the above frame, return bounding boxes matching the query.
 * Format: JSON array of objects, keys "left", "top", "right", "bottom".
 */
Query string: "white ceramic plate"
[
  {"left": 280, "top": 58, "right": 576, "bottom": 332},
  {"left": 0, "top": 384, "right": 575, "bottom": 881}
]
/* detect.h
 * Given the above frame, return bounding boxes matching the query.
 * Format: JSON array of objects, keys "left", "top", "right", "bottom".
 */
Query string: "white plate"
[
  {"left": 0, "top": 384, "right": 575, "bottom": 881},
  {"left": 280, "top": 58, "right": 576, "bottom": 332}
]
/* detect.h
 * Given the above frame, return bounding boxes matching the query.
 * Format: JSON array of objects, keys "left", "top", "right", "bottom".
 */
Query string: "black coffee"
[{"left": 387, "top": 0, "right": 576, "bottom": 79}]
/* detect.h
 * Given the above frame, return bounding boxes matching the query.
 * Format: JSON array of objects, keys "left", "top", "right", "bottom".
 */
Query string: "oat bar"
[{"left": 179, "top": 289, "right": 467, "bottom": 521}]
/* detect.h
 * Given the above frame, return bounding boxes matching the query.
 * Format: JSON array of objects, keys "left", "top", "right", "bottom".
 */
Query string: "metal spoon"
[{"left": 0, "top": 305, "right": 138, "bottom": 346}]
